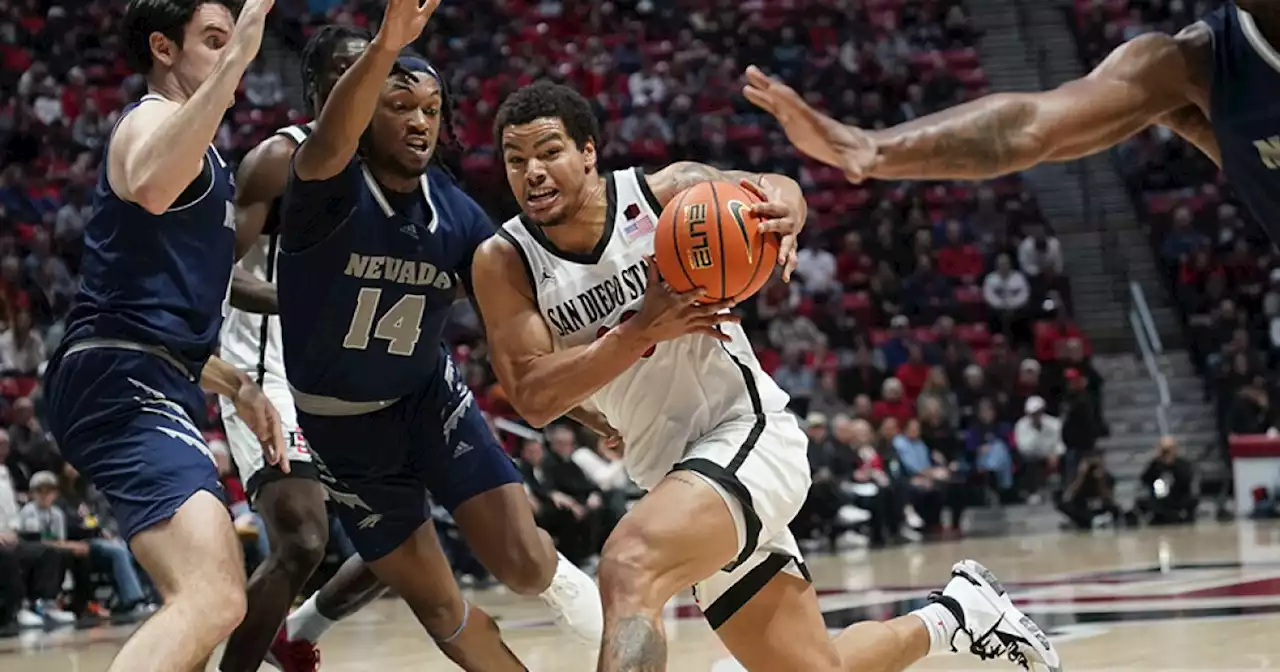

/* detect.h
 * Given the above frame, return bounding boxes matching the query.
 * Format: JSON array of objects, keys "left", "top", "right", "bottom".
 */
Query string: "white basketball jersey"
[
  {"left": 499, "top": 167, "right": 790, "bottom": 488},
  {"left": 219, "top": 123, "right": 312, "bottom": 384}
]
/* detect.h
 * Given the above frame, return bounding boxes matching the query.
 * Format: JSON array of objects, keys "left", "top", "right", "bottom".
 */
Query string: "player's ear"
[
  {"left": 149, "top": 31, "right": 176, "bottom": 68},
  {"left": 582, "top": 138, "right": 597, "bottom": 174}
]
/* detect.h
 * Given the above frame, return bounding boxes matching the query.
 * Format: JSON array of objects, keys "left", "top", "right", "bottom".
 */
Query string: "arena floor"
[{"left": 4, "top": 520, "right": 1280, "bottom": 670}]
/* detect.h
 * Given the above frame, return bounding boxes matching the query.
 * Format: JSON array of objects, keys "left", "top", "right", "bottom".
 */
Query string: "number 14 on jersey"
[{"left": 342, "top": 287, "right": 425, "bottom": 357}]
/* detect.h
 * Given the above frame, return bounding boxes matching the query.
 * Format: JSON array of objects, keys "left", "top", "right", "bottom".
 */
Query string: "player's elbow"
[
  {"left": 506, "top": 384, "right": 559, "bottom": 429},
  {"left": 131, "top": 181, "right": 175, "bottom": 215}
]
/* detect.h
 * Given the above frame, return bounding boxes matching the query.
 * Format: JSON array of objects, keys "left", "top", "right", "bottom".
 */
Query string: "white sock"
[
  {"left": 285, "top": 594, "right": 337, "bottom": 643},
  {"left": 910, "top": 602, "right": 961, "bottom": 656}
]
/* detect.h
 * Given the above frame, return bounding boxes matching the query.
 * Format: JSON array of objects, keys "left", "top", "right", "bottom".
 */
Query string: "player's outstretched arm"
[
  {"left": 744, "top": 29, "right": 1211, "bottom": 182},
  {"left": 109, "top": 0, "right": 273, "bottom": 214},
  {"left": 293, "top": 0, "right": 440, "bottom": 182},
  {"left": 646, "top": 162, "right": 808, "bottom": 279}
]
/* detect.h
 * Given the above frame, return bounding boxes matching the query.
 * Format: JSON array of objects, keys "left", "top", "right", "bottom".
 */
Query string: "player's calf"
[{"left": 221, "top": 478, "right": 330, "bottom": 672}]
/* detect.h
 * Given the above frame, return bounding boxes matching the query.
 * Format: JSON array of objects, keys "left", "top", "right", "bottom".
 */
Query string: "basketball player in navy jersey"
[
  {"left": 216, "top": 25, "right": 384, "bottom": 672},
  {"left": 474, "top": 81, "right": 1061, "bottom": 672},
  {"left": 275, "top": 0, "right": 600, "bottom": 666},
  {"left": 41, "top": 1, "right": 285, "bottom": 671},
  {"left": 740, "top": 2, "right": 1280, "bottom": 222}
]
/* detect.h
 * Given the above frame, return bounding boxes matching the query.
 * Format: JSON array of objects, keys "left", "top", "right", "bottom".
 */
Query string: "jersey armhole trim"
[
  {"left": 634, "top": 166, "right": 664, "bottom": 214},
  {"left": 496, "top": 227, "right": 541, "bottom": 313}
]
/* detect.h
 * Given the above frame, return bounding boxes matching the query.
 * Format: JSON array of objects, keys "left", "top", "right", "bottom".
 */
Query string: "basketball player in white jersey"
[{"left": 473, "top": 80, "right": 1061, "bottom": 672}]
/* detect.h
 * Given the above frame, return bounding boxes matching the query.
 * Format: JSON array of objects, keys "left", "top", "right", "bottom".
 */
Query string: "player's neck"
[
  {"left": 366, "top": 163, "right": 419, "bottom": 193},
  {"left": 540, "top": 174, "right": 609, "bottom": 254},
  {"left": 145, "top": 76, "right": 187, "bottom": 105}
]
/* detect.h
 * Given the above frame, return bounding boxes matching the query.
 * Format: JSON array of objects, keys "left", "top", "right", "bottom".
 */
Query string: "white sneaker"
[
  {"left": 904, "top": 505, "right": 924, "bottom": 530},
  {"left": 15, "top": 609, "right": 42, "bottom": 628},
  {"left": 35, "top": 601, "right": 75, "bottom": 627},
  {"left": 538, "top": 552, "right": 603, "bottom": 645},
  {"left": 936, "top": 560, "right": 1062, "bottom": 671},
  {"left": 837, "top": 505, "right": 872, "bottom": 526}
]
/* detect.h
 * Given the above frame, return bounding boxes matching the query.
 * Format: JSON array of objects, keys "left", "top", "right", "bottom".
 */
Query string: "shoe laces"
[{"left": 967, "top": 615, "right": 1031, "bottom": 670}]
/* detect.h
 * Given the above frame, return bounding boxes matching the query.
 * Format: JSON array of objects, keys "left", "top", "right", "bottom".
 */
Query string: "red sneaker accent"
[{"left": 268, "top": 628, "right": 321, "bottom": 672}]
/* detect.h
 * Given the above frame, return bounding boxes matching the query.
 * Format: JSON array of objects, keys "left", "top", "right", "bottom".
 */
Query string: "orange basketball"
[{"left": 653, "top": 181, "right": 780, "bottom": 301}]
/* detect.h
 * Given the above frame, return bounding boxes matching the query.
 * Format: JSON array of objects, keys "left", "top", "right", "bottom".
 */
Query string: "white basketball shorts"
[{"left": 218, "top": 372, "right": 316, "bottom": 499}]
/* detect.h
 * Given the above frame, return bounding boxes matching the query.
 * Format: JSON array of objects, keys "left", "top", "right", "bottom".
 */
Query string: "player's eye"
[
  {"left": 205, "top": 35, "right": 225, "bottom": 49},
  {"left": 542, "top": 148, "right": 561, "bottom": 159},
  {"left": 423, "top": 107, "right": 439, "bottom": 117},
  {"left": 506, "top": 156, "right": 525, "bottom": 166}
]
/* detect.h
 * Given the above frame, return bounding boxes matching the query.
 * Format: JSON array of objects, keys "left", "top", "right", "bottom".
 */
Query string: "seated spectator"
[
  {"left": 1057, "top": 454, "right": 1120, "bottom": 530},
  {"left": 796, "top": 239, "right": 840, "bottom": 298},
  {"left": 1011, "top": 359, "right": 1044, "bottom": 420},
  {"left": 545, "top": 425, "right": 621, "bottom": 539},
  {"left": 1034, "top": 301, "right": 1091, "bottom": 363},
  {"left": 836, "top": 231, "right": 875, "bottom": 290},
  {"left": 931, "top": 316, "right": 970, "bottom": 362},
  {"left": 517, "top": 438, "right": 604, "bottom": 566},
  {"left": 1013, "top": 396, "right": 1065, "bottom": 498},
  {"left": 917, "top": 367, "right": 959, "bottom": 429},
  {"left": 903, "top": 255, "right": 954, "bottom": 324},
  {"left": 956, "top": 364, "right": 991, "bottom": 427},
  {"left": 893, "top": 418, "right": 966, "bottom": 534},
  {"left": 964, "top": 399, "right": 1015, "bottom": 499},
  {"left": 937, "top": 221, "right": 984, "bottom": 283},
  {"left": 872, "top": 378, "right": 915, "bottom": 426},
  {"left": 767, "top": 301, "right": 826, "bottom": 353},
  {"left": 809, "top": 370, "right": 849, "bottom": 420},
  {"left": 0, "top": 439, "right": 68, "bottom": 631},
  {"left": 1018, "top": 227, "right": 1066, "bottom": 305},
  {"left": 845, "top": 418, "right": 904, "bottom": 547},
  {"left": 0, "top": 309, "right": 45, "bottom": 376},
  {"left": 17, "top": 471, "right": 85, "bottom": 625},
  {"left": 879, "top": 315, "right": 913, "bottom": 372},
  {"left": 774, "top": 348, "right": 817, "bottom": 417},
  {"left": 895, "top": 342, "right": 931, "bottom": 401},
  {"left": 1059, "top": 370, "right": 1103, "bottom": 470},
  {"left": 1136, "top": 437, "right": 1198, "bottom": 526},
  {"left": 983, "top": 252, "right": 1031, "bottom": 343},
  {"left": 59, "top": 463, "right": 154, "bottom": 620},
  {"left": 1160, "top": 205, "right": 1206, "bottom": 273},
  {"left": 984, "top": 334, "right": 1020, "bottom": 393},
  {"left": 8, "top": 398, "right": 61, "bottom": 492},
  {"left": 841, "top": 346, "right": 885, "bottom": 403}
]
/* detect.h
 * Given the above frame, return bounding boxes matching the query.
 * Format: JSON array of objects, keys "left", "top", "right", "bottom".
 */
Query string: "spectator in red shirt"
[
  {"left": 895, "top": 342, "right": 931, "bottom": 401},
  {"left": 873, "top": 378, "right": 915, "bottom": 426},
  {"left": 936, "top": 220, "right": 984, "bottom": 283},
  {"left": 1035, "top": 301, "right": 1090, "bottom": 362},
  {"left": 837, "top": 231, "right": 875, "bottom": 290}
]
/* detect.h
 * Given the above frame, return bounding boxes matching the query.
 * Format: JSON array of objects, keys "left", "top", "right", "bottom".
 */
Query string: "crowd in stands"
[{"left": 0, "top": 0, "right": 1151, "bottom": 634}]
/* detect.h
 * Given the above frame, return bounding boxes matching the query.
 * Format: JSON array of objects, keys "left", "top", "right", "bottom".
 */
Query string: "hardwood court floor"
[{"left": 6, "top": 520, "right": 1280, "bottom": 670}]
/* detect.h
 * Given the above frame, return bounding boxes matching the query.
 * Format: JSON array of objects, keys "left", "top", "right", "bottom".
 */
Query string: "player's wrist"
[{"left": 610, "top": 319, "right": 659, "bottom": 354}]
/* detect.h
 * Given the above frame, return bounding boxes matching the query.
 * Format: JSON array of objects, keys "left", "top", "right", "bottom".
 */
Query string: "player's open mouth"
[
  {"left": 405, "top": 136, "right": 431, "bottom": 157},
  {"left": 526, "top": 187, "right": 559, "bottom": 210}
]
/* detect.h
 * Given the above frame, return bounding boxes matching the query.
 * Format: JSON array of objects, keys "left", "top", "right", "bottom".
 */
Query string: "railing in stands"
[{"left": 1130, "top": 281, "right": 1170, "bottom": 436}]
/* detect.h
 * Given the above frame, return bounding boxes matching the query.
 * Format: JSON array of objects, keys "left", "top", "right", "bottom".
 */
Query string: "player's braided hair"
[
  {"left": 423, "top": 60, "right": 464, "bottom": 178},
  {"left": 299, "top": 24, "right": 371, "bottom": 117}
]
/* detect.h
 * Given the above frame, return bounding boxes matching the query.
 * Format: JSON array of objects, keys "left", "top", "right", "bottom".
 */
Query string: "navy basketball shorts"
[
  {"left": 297, "top": 378, "right": 522, "bottom": 562},
  {"left": 45, "top": 348, "right": 225, "bottom": 541}
]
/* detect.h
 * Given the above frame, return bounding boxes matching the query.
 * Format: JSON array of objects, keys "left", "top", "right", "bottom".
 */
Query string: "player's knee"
[
  {"left": 188, "top": 576, "right": 247, "bottom": 639},
  {"left": 487, "top": 539, "right": 555, "bottom": 595},
  {"left": 597, "top": 521, "right": 669, "bottom": 604},
  {"left": 273, "top": 517, "right": 329, "bottom": 574},
  {"left": 411, "top": 594, "right": 470, "bottom": 641}
]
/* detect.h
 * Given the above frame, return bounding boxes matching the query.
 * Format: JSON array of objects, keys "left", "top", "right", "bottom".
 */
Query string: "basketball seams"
[{"left": 709, "top": 182, "right": 728, "bottom": 300}]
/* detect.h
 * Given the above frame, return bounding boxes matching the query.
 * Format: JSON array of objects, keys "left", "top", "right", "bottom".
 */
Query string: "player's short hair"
[
  {"left": 123, "top": 0, "right": 243, "bottom": 74},
  {"left": 300, "top": 24, "right": 373, "bottom": 116},
  {"left": 493, "top": 80, "right": 600, "bottom": 151}
]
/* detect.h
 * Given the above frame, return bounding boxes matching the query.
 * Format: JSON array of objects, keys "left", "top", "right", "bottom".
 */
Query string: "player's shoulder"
[{"left": 241, "top": 128, "right": 305, "bottom": 179}]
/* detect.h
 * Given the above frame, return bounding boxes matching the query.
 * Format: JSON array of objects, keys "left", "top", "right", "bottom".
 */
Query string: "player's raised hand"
[
  {"left": 234, "top": 380, "right": 290, "bottom": 474},
  {"left": 377, "top": 0, "right": 441, "bottom": 50},
  {"left": 740, "top": 179, "right": 803, "bottom": 282},
  {"left": 228, "top": 0, "right": 275, "bottom": 64},
  {"left": 632, "top": 256, "right": 740, "bottom": 344},
  {"left": 743, "top": 66, "right": 879, "bottom": 183}
]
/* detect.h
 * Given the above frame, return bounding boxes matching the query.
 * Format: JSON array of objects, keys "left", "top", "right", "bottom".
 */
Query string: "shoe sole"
[{"left": 952, "top": 560, "right": 1063, "bottom": 672}]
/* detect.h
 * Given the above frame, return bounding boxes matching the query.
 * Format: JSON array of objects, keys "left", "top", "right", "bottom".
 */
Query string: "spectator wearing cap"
[
  {"left": 1014, "top": 396, "right": 1065, "bottom": 499},
  {"left": 880, "top": 315, "right": 913, "bottom": 372},
  {"left": 18, "top": 471, "right": 86, "bottom": 624},
  {"left": 983, "top": 252, "right": 1031, "bottom": 343},
  {"left": 0, "top": 455, "right": 69, "bottom": 631},
  {"left": 872, "top": 378, "right": 915, "bottom": 426}
]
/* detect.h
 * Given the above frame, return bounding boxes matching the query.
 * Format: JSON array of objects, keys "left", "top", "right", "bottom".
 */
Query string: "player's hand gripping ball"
[{"left": 653, "top": 181, "right": 781, "bottom": 301}]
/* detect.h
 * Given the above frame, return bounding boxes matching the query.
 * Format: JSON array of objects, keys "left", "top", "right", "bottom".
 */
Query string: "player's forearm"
[
  {"left": 229, "top": 266, "right": 278, "bottom": 315},
  {"left": 866, "top": 93, "right": 1049, "bottom": 181},
  {"left": 200, "top": 355, "right": 252, "bottom": 399},
  {"left": 506, "top": 327, "right": 655, "bottom": 428},
  {"left": 124, "top": 51, "right": 255, "bottom": 212},
  {"left": 295, "top": 38, "right": 399, "bottom": 181}
]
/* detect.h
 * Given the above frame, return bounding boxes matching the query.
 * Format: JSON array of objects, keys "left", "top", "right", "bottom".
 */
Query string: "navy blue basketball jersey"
[
  {"left": 1204, "top": 3, "right": 1280, "bottom": 238},
  {"left": 277, "top": 160, "right": 493, "bottom": 403},
  {"left": 60, "top": 94, "right": 237, "bottom": 377}
]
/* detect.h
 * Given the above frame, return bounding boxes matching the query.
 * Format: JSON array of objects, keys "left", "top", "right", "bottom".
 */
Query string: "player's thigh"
[
  {"left": 712, "top": 565, "right": 840, "bottom": 672},
  {"left": 674, "top": 412, "right": 811, "bottom": 573},
  {"left": 600, "top": 470, "right": 740, "bottom": 607},
  {"left": 129, "top": 489, "right": 246, "bottom": 604},
  {"left": 302, "top": 411, "right": 429, "bottom": 562}
]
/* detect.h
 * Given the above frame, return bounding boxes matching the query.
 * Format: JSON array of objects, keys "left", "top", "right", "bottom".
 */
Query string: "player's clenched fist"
[{"left": 629, "top": 256, "right": 740, "bottom": 344}]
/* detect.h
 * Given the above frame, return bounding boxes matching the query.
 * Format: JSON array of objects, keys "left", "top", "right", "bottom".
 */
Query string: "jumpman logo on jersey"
[{"left": 539, "top": 268, "right": 555, "bottom": 286}]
